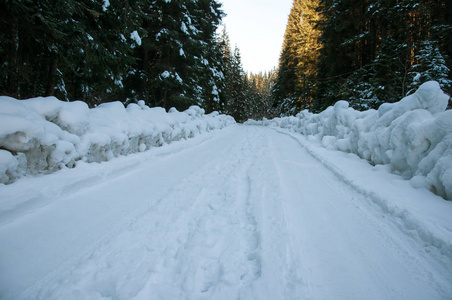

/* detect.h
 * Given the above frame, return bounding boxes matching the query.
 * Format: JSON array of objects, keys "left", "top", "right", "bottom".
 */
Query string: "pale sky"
[{"left": 219, "top": 0, "right": 293, "bottom": 74}]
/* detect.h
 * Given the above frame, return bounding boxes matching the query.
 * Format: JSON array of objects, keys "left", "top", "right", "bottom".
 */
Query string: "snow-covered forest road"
[{"left": 1, "top": 125, "right": 451, "bottom": 299}]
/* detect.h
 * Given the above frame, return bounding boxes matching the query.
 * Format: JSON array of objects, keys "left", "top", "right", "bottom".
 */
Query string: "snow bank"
[
  {"left": 0, "top": 97, "right": 235, "bottom": 183},
  {"left": 247, "top": 81, "right": 452, "bottom": 200}
]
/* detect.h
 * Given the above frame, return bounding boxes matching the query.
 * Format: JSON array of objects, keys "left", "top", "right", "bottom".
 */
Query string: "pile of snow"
[
  {"left": 0, "top": 97, "right": 235, "bottom": 184},
  {"left": 248, "top": 81, "right": 452, "bottom": 200}
]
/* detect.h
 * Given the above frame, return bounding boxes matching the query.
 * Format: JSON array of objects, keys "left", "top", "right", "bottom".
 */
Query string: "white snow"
[
  {"left": 1, "top": 81, "right": 452, "bottom": 299},
  {"left": 0, "top": 126, "right": 451, "bottom": 299},
  {"left": 130, "top": 30, "right": 142, "bottom": 46},
  {"left": 160, "top": 71, "right": 170, "bottom": 79},
  {"left": 0, "top": 96, "right": 234, "bottom": 184},
  {"left": 248, "top": 81, "right": 452, "bottom": 200},
  {"left": 175, "top": 72, "right": 183, "bottom": 84},
  {"left": 155, "top": 29, "right": 169, "bottom": 41},
  {"left": 181, "top": 22, "right": 188, "bottom": 34},
  {"left": 102, "top": 0, "right": 110, "bottom": 11}
]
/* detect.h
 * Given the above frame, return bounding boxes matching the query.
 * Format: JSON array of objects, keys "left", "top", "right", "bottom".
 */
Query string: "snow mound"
[
  {"left": 0, "top": 97, "right": 235, "bottom": 183},
  {"left": 247, "top": 81, "right": 452, "bottom": 200}
]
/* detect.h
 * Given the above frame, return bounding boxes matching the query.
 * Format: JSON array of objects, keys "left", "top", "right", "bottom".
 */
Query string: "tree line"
[
  {"left": 274, "top": 0, "right": 452, "bottom": 115},
  {"left": 0, "top": 0, "right": 276, "bottom": 121},
  {"left": 4, "top": 1, "right": 445, "bottom": 120},
  {"left": 218, "top": 28, "right": 277, "bottom": 122},
  {"left": 0, "top": 0, "right": 226, "bottom": 111}
]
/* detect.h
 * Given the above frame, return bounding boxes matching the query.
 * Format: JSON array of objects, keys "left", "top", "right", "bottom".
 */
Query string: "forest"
[
  {"left": 275, "top": 0, "right": 452, "bottom": 114},
  {"left": 1, "top": 0, "right": 451, "bottom": 121}
]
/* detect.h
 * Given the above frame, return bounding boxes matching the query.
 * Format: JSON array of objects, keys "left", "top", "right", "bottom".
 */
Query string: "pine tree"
[
  {"left": 1, "top": 0, "right": 226, "bottom": 111},
  {"left": 247, "top": 70, "right": 277, "bottom": 119},
  {"left": 0, "top": 0, "right": 83, "bottom": 98},
  {"left": 73, "top": 0, "right": 140, "bottom": 105},
  {"left": 227, "top": 46, "right": 248, "bottom": 122},
  {"left": 273, "top": 0, "right": 321, "bottom": 115},
  {"left": 217, "top": 28, "right": 233, "bottom": 113},
  {"left": 123, "top": 0, "right": 225, "bottom": 111},
  {"left": 0, "top": 0, "right": 141, "bottom": 105},
  {"left": 408, "top": 40, "right": 452, "bottom": 94},
  {"left": 314, "top": 0, "right": 452, "bottom": 112},
  {"left": 188, "top": 0, "right": 225, "bottom": 113}
]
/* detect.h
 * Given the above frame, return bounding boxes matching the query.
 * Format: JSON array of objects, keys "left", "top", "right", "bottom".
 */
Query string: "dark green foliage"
[
  {"left": 273, "top": 0, "right": 321, "bottom": 115},
  {"left": 272, "top": 46, "right": 300, "bottom": 115},
  {"left": 314, "top": 0, "right": 452, "bottom": 111},
  {"left": 275, "top": 0, "right": 452, "bottom": 114},
  {"left": 408, "top": 40, "right": 452, "bottom": 94},
  {"left": 0, "top": 0, "right": 226, "bottom": 111},
  {"left": 246, "top": 70, "right": 277, "bottom": 120}
]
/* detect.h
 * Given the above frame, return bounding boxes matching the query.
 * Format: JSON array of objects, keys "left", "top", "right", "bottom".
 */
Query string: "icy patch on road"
[
  {"left": 247, "top": 81, "right": 452, "bottom": 200},
  {"left": 0, "top": 97, "right": 235, "bottom": 183}
]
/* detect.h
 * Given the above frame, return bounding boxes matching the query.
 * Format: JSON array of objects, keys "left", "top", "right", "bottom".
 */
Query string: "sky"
[{"left": 219, "top": 0, "right": 294, "bottom": 74}]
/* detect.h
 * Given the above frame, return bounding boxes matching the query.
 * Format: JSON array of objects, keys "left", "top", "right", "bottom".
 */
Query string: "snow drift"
[
  {"left": 247, "top": 81, "right": 452, "bottom": 200},
  {"left": 0, "top": 97, "right": 235, "bottom": 184}
]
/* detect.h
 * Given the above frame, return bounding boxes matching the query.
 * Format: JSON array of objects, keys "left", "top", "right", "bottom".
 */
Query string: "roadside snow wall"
[
  {"left": 0, "top": 97, "right": 235, "bottom": 184},
  {"left": 248, "top": 81, "right": 452, "bottom": 200}
]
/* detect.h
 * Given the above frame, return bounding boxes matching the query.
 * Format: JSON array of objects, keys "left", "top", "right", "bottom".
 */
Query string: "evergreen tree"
[
  {"left": 217, "top": 27, "right": 234, "bottom": 113},
  {"left": 123, "top": 0, "right": 224, "bottom": 111},
  {"left": 0, "top": 0, "right": 141, "bottom": 105},
  {"left": 1, "top": 0, "right": 226, "bottom": 112},
  {"left": 273, "top": 0, "right": 321, "bottom": 115},
  {"left": 247, "top": 70, "right": 277, "bottom": 119},
  {"left": 189, "top": 0, "right": 225, "bottom": 113},
  {"left": 0, "top": 0, "right": 83, "bottom": 99},
  {"left": 408, "top": 40, "right": 452, "bottom": 94},
  {"left": 73, "top": 0, "right": 141, "bottom": 105},
  {"left": 313, "top": 0, "right": 452, "bottom": 112},
  {"left": 227, "top": 46, "right": 248, "bottom": 122}
]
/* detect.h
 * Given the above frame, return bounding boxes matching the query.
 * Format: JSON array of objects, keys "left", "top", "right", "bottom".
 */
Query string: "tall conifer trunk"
[
  {"left": 447, "top": 0, "right": 452, "bottom": 69},
  {"left": 7, "top": 17, "right": 20, "bottom": 97},
  {"left": 45, "top": 58, "right": 58, "bottom": 96}
]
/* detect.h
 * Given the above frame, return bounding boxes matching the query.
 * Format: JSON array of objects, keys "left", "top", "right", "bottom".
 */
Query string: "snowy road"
[{"left": 1, "top": 125, "right": 451, "bottom": 299}]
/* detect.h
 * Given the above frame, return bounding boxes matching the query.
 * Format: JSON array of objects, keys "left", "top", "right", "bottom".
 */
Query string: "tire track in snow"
[
  {"left": 267, "top": 127, "right": 452, "bottom": 299},
  {"left": 30, "top": 126, "right": 276, "bottom": 299},
  {"left": 4, "top": 125, "right": 451, "bottom": 299},
  {"left": 266, "top": 130, "right": 312, "bottom": 299},
  {"left": 5, "top": 127, "right": 244, "bottom": 300},
  {"left": 0, "top": 131, "right": 219, "bottom": 227},
  {"left": 275, "top": 128, "right": 452, "bottom": 269}
]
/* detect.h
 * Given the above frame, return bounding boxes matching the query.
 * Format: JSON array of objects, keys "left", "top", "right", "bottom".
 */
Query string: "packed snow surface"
[
  {"left": 248, "top": 81, "right": 452, "bottom": 200},
  {"left": 0, "top": 96, "right": 234, "bottom": 184},
  {"left": 0, "top": 125, "right": 451, "bottom": 299}
]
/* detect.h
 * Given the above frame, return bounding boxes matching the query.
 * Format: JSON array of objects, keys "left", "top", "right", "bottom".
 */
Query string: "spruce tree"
[
  {"left": 314, "top": 0, "right": 452, "bottom": 112},
  {"left": 227, "top": 46, "right": 248, "bottom": 122},
  {"left": 123, "top": 0, "right": 225, "bottom": 111},
  {"left": 248, "top": 70, "right": 277, "bottom": 119},
  {"left": 273, "top": 0, "right": 321, "bottom": 115},
  {"left": 217, "top": 28, "right": 233, "bottom": 113},
  {"left": 1, "top": 0, "right": 227, "bottom": 111},
  {"left": 408, "top": 40, "right": 452, "bottom": 94}
]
